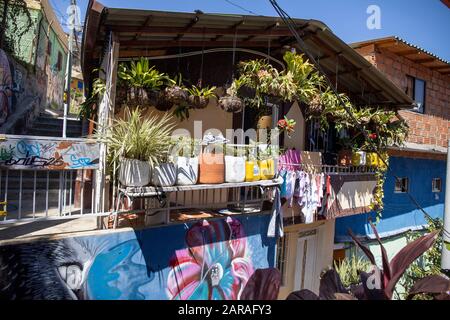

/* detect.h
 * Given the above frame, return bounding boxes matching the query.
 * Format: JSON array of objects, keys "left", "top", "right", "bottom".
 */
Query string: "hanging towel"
[
  {"left": 268, "top": 188, "right": 284, "bottom": 238},
  {"left": 278, "top": 149, "right": 302, "bottom": 172}
]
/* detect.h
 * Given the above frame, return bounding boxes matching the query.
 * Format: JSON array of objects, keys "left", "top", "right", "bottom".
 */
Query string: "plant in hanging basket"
[
  {"left": 187, "top": 85, "right": 217, "bottom": 109},
  {"left": 306, "top": 93, "right": 323, "bottom": 117},
  {"left": 118, "top": 57, "right": 169, "bottom": 108},
  {"left": 152, "top": 90, "right": 174, "bottom": 111},
  {"left": 219, "top": 95, "right": 244, "bottom": 113},
  {"left": 165, "top": 74, "right": 188, "bottom": 105}
]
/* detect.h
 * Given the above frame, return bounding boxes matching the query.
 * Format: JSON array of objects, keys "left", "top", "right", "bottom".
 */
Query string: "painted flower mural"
[{"left": 167, "top": 218, "right": 254, "bottom": 300}]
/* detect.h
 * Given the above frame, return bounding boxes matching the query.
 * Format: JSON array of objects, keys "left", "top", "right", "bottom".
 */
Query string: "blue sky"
[{"left": 52, "top": 0, "right": 450, "bottom": 61}]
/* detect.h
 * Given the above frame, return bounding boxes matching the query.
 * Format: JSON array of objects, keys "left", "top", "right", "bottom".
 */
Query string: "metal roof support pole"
[
  {"left": 95, "top": 31, "right": 120, "bottom": 214},
  {"left": 441, "top": 140, "right": 450, "bottom": 274}
]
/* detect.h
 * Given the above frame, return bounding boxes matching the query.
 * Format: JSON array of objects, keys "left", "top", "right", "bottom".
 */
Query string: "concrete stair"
[{"left": 25, "top": 116, "right": 83, "bottom": 138}]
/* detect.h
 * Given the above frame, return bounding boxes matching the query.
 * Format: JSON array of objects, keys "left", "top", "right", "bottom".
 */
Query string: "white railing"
[{"left": 0, "top": 135, "right": 103, "bottom": 224}]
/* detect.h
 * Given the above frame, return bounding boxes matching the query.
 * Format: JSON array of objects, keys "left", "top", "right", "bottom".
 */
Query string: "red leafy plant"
[{"left": 287, "top": 223, "right": 449, "bottom": 300}]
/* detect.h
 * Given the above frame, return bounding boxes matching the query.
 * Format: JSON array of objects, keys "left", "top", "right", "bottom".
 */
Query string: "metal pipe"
[{"left": 441, "top": 140, "right": 450, "bottom": 272}]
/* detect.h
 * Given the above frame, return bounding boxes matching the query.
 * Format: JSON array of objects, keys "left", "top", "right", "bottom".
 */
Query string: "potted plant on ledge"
[
  {"left": 102, "top": 107, "right": 175, "bottom": 188},
  {"left": 174, "top": 136, "right": 201, "bottom": 186}
]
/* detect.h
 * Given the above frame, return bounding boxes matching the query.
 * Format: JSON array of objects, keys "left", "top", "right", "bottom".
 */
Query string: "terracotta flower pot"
[{"left": 199, "top": 153, "right": 225, "bottom": 184}]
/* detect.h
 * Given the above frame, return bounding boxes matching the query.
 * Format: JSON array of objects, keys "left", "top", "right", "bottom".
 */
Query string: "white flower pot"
[
  {"left": 225, "top": 156, "right": 246, "bottom": 183},
  {"left": 152, "top": 163, "right": 177, "bottom": 187},
  {"left": 176, "top": 157, "right": 199, "bottom": 186},
  {"left": 119, "top": 159, "right": 151, "bottom": 187}
]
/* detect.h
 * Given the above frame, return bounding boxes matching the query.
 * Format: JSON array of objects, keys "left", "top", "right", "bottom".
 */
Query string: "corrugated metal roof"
[
  {"left": 351, "top": 36, "right": 450, "bottom": 75},
  {"left": 82, "top": 0, "right": 414, "bottom": 108}
]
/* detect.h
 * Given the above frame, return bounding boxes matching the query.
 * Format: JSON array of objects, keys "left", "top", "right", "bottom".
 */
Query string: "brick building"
[{"left": 334, "top": 36, "right": 450, "bottom": 280}]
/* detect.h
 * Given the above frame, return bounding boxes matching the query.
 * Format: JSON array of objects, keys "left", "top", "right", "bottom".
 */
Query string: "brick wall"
[{"left": 355, "top": 45, "right": 450, "bottom": 149}]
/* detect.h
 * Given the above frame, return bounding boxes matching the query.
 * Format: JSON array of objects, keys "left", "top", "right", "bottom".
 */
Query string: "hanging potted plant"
[
  {"left": 219, "top": 79, "right": 244, "bottom": 113},
  {"left": 187, "top": 85, "right": 217, "bottom": 109},
  {"left": 117, "top": 57, "right": 169, "bottom": 109},
  {"left": 101, "top": 107, "right": 175, "bottom": 187},
  {"left": 224, "top": 145, "right": 246, "bottom": 183},
  {"left": 165, "top": 74, "right": 188, "bottom": 105},
  {"left": 174, "top": 136, "right": 201, "bottom": 186}
]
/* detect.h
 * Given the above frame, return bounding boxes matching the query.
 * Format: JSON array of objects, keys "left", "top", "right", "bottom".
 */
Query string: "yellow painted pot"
[
  {"left": 245, "top": 161, "right": 261, "bottom": 182},
  {"left": 366, "top": 153, "right": 379, "bottom": 167},
  {"left": 260, "top": 159, "right": 275, "bottom": 180}
]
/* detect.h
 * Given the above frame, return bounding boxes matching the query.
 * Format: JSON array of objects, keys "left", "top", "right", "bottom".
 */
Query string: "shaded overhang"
[{"left": 82, "top": 0, "right": 413, "bottom": 109}]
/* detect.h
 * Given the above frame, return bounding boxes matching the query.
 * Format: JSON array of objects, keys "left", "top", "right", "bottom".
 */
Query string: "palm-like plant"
[
  {"left": 187, "top": 85, "right": 217, "bottom": 109},
  {"left": 118, "top": 58, "right": 168, "bottom": 90}
]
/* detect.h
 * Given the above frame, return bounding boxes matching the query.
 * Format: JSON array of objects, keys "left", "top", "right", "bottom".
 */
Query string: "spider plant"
[{"left": 100, "top": 106, "right": 176, "bottom": 170}]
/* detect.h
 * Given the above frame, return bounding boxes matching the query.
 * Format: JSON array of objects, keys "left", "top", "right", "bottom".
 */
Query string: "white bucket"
[
  {"left": 118, "top": 159, "right": 151, "bottom": 187},
  {"left": 225, "top": 156, "right": 246, "bottom": 183},
  {"left": 152, "top": 163, "right": 177, "bottom": 187},
  {"left": 176, "top": 157, "right": 199, "bottom": 185}
]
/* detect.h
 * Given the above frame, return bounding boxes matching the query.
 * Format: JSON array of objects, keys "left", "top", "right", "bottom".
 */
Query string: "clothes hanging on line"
[{"left": 279, "top": 162, "right": 329, "bottom": 224}]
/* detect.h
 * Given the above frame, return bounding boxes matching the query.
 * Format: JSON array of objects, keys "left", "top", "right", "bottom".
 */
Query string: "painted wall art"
[
  {"left": 0, "top": 215, "right": 276, "bottom": 300},
  {"left": 0, "top": 135, "right": 100, "bottom": 170}
]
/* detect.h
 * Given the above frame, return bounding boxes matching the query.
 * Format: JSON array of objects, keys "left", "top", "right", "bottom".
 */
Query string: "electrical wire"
[
  {"left": 118, "top": 47, "right": 285, "bottom": 69},
  {"left": 224, "top": 0, "right": 260, "bottom": 16},
  {"left": 268, "top": 0, "right": 450, "bottom": 238}
]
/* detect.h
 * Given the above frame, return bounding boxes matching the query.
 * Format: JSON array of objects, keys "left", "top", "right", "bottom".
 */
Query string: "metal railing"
[{"left": 0, "top": 168, "right": 101, "bottom": 224}]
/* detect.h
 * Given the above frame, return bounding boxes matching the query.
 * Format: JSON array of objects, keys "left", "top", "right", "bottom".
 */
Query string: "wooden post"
[{"left": 95, "top": 32, "right": 119, "bottom": 214}]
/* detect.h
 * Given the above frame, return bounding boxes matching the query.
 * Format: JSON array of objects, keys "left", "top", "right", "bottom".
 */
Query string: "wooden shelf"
[{"left": 120, "top": 177, "right": 283, "bottom": 198}]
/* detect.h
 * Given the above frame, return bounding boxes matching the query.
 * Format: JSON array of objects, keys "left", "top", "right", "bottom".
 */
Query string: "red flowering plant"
[{"left": 277, "top": 117, "right": 296, "bottom": 138}]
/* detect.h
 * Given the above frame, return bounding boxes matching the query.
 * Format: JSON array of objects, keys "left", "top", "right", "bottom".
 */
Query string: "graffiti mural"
[
  {"left": 0, "top": 215, "right": 276, "bottom": 300},
  {"left": 0, "top": 135, "right": 100, "bottom": 170},
  {"left": 167, "top": 218, "right": 254, "bottom": 300},
  {"left": 0, "top": 49, "right": 13, "bottom": 125}
]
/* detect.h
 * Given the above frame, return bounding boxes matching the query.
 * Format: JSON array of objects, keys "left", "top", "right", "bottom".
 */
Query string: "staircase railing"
[{"left": 0, "top": 134, "right": 105, "bottom": 224}]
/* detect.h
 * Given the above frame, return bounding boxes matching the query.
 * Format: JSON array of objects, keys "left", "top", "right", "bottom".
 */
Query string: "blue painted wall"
[
  {"left": 0, "top": 215, "right": 276, "bottom": 300},
  {"left": 335, "top": 156, "right": 445, "bottom": 242}
]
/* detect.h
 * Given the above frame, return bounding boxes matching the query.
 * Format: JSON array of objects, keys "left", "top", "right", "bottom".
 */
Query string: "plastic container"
[
  {"left": 152, "top": 163, "right": 177, "bottom": 187},
  {"left": 225, "top": 156, "right": 246, "bottom": 183},
  {"left": 199, "top": 152, "right": 225, "bottom": 184},
  {"left": 351, "top": 151, "right": 367, "bottom": 166},
  {"left": 260, "top": 158, "right": 276, "bottom": 180},
  {"left": 119, "top": 159, "right": 151, "bottom": 187},
  {"left": 366, "top": 153, "right": 378, "bottom": 167},
  {"left": 176, "top": 157, "right": 199, "bottom": 185}
]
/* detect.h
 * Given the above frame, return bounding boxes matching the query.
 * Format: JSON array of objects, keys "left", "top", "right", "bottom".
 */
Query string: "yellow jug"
[
  {"left": 245, "top": 161, "right": 255, "bottom": 182},
  {"left": 366, "top": 153, "right": 378, "bottom": 167},
  {"left": 260, "top": 159, "right": 275, "bottom": 180}
]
